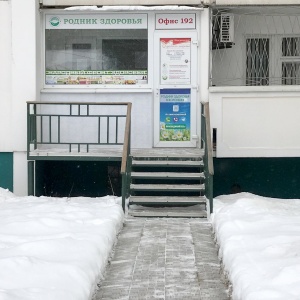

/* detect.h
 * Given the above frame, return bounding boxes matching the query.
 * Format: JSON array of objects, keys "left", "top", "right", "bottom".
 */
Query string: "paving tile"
[{"left": 93, "top": 217, "right": 229, "bottom": 300}]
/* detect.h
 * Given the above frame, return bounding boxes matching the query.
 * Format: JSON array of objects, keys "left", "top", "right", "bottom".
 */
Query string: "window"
[
  {"left": 246, "top": 38, "right": 269, "bottom": 86},
  {"left": 282, "top": 37, "right": 300, "bottom": 85},
  {"left": 45, "top": 14, "right": 148, "bottom": 86}
]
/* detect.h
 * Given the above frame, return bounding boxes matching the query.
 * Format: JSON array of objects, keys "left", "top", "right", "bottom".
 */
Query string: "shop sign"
[
  {"left": 45, "top": 70, "right": 147, "bottom": 85},
  {"left": 160, "top": 89, "right": 191, "bottom": 142},
  {"left": 46, "top": 14, "right": 147, "bottom": 29},
  {"left": 160, "top": 38, "right": 191, "bottom": 85},
  {"left": 156, "top": 14, "right": 196, "bottom": 29}
]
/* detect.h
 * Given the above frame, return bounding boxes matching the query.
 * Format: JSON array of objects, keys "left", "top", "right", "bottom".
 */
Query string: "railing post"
[
  {"left": 121, "top": 103, "right": 132, "bottom": 212},
  {"left": 122, "top": 174, "right": 127, "bottom": 212},
  {"left": 28, "top": 161, "right": 35, "bottom": 196},
  {"left": 201, "top": 102, "right": 214, "bottom": 215}
]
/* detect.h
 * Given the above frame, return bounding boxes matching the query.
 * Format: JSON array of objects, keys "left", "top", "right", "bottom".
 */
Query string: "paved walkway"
[{"left": 94, "top": 218, "right": 229, "bottom": 300}]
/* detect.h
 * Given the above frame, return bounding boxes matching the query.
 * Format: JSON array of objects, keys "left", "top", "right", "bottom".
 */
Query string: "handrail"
[
  {"left": 27, "top": 101, "right": 131, "bottom": 105},
  {"left": 204, "top": 102, "right": 214, "bottom": 176},
  {"left": 121, "top": 103, "right": 132, "bottom": 212},
  {"left": 27, "top": 101, "right": 130, "bottom": 153},
  {"left": 201, "top": 101, "right": 214, "bottom": 214},
  {"left": 121, "top": 103, "right": 132, "bottom": 175},
  {"left": 27, "top": 101, "right": 132, "bottom": 212}
]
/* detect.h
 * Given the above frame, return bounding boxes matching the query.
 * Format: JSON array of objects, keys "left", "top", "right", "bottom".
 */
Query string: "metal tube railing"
[
  {"left": 27, "top": 101, "right": 132, "bottom": 212},
  {"left": 121, "top": 103, "right": 132, "bottom": 212},
  {"left": 201, "top": 102, "right": 214, "bottom": 214},
  {"left": 27, "top": 101, "right": 130, "bottom": 152}
]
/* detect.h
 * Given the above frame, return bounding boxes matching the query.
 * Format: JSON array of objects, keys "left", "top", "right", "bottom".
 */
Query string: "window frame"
[
  {"left": 245, "top": 36, "right": 270, "bottom": 86},
  {"left": 42, "top": 11, "right": 151, "bottom": 90},
  {"left": 281, "top": 35, "right": 300, "bottom": 85}
]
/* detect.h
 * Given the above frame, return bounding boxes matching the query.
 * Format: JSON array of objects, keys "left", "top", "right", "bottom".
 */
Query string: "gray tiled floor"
[{"left": 94, "top": 218, "right": 229, "bottom": 300}]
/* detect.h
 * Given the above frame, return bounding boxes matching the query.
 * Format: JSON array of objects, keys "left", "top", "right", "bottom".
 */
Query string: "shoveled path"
[{"left": 94, "top": 218, "right": 229, "bottom": 300}]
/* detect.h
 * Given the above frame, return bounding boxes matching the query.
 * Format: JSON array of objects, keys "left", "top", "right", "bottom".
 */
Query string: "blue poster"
[{"left": 160, "top": 89, "right": 191, "bottom": 142}]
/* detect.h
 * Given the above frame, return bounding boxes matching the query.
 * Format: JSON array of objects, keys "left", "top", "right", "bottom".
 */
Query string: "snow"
[
  {"left": 0, "top": 188, "right": 124, "bottom": 300},
  {"left": 2, "top": 186, "right": 300, "bottom": 300},
  {"left": 64, "top": 5, "right": 202, "bottom": 11},
  {"left": 211, "top": 192, "right": 300, "bottom": 300}
]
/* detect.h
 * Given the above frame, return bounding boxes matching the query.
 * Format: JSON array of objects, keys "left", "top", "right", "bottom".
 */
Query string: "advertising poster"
[
  {"left": 45, "top": 70, "right": 147, "bottom": 85},
  {"left": 160, "top": 89, "right": 191, "bottom": 142},
  {"left": 160, "top": 38, "right": 191, "bottom": 85}
]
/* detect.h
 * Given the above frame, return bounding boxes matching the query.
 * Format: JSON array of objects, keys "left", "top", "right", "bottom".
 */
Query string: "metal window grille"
[
  {"left": 246, "top": 38, "right": 269, "bottom": 86},
  {"left": 211, "top": 6, "right": 300, "bottom": 87},
  {"left": 282, "top": 37, "right": 300, "bottom": 85}
]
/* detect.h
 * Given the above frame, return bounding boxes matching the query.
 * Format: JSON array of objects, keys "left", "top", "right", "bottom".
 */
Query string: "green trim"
[
  {"left": 0, "top": 153, "right": 13, "bottom": 192},
  {"left": 214, "top": 157, "right": 300, "bottom": 199}
]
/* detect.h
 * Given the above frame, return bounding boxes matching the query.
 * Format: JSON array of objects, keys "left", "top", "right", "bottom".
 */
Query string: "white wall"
[
  {"left": 13, "top": 152, "right": 28, "bottom": 196},
  {"left": 0, "top": 1, "right": 12, "bottom": 151},
  {"left": 210, "top": 88, "right": 300, "bottom": 157},
  {"left": 216, "top": 0, "right": 300, "bottom": 4},
  {"left": 210, "top": 8, "right": 300, "bottom": 158},
  {"left": 11, "top": 0, "right": 38, "bottom": 152},
  {"left": 40, "top": 92, "right": 154, "bottom": 148},
  {"left": 10, "top": 0, "right": 39, "bottom": 195}
]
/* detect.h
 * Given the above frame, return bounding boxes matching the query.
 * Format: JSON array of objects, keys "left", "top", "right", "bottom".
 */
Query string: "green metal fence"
[{"left": 27, "top": 101, "right": 132, "bottom": 211}]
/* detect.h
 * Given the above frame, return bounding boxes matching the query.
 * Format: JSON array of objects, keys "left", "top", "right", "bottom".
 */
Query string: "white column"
[
  {"left": 199, "top": 7, "right": 210, "bottom": 103},
  {"left": 0, "top": 1, "right": 12, "bottom": 151},
  {"left": 11, "top": 0, "right": 39, "bottom": 195}
]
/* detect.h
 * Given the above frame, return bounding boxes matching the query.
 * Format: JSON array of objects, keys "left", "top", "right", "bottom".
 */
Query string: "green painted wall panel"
[
  {"left": 214, "top": 158, "right": 300, "bottom": 199},
  {"left": 35, "top": 161, "right": 121, "bottom": 197},
  {"left": 0, "top": 153, "right": 13, "bottom": 192}
]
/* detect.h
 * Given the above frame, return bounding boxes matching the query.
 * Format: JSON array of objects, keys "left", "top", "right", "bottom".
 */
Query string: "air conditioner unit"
[{"left": 220, "top": 13, "right": 234, "bottom": 43}]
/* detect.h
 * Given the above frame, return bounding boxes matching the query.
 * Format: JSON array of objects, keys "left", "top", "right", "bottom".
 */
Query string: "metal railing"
[
  {"left": 27, "top": 101, "right": 132, "bottom": 212},
  {"left": 201, "top": 102, "right": 214, "bottom": 213},
  {"left": 121, "top": 103, "right": 132, "bottom": 212},
  {"left": 27, "top": 101, "right": 131, "bottom": 154}
]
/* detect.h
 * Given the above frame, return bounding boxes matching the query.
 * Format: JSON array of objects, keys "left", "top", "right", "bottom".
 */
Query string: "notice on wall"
[
  {"left": 160, "top": 38, "right": 191, "bottom": 85},
  {"left": 160, "top": 89, "right": 191, "bottom": 142},
  {"left": 155, "top": 14, "right": 196, "bottom": 30}
]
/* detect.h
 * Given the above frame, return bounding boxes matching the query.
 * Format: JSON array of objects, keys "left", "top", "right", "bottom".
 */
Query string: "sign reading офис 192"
[{"left": 46, "top": 14, "right": 148, "bottom": 29}]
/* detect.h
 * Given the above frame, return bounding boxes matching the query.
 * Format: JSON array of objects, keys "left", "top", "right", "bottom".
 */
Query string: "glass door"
[{"left": 153, "top": 31, "right": 198, "bottom": 147}]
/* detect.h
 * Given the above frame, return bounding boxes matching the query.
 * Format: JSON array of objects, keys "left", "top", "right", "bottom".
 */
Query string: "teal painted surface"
[
  {"left": 214, "top": 158, "right": 300, "bottom": 199},
  {"left": 0, "top": 153, "right": 13, "bottom": 192},
  {"left": 35, "top": 161, "right": 121, "bottom": 197}
]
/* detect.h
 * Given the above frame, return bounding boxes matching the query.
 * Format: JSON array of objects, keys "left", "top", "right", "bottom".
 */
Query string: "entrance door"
[{"left": 154, "top": 31, "right": 198, "bottom": 147}]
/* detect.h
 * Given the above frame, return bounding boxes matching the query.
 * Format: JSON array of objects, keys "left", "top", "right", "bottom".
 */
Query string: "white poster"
[{"left": 160, "top": 38, "right": 191, "bottom": 85}]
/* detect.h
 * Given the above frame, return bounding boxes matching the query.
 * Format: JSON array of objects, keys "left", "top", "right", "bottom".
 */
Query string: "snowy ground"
[
  {"left": 211, "top": 192, "right": 300, "bottom": 300},
  {"left": 2, "top": 187, "right": 300, "bottom": 300},
  {"left": 0, "top": 188, "right": 124, "bottom": 300}
]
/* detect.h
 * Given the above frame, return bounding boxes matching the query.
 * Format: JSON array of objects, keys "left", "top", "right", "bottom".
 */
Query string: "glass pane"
[
  {"left": 282, "top": 62, "right": 300, "bottom": 85},
  {"left": 282, "top": 37, "right": 300, "bottom": 57},
  {"left": 246, "top": 38, "right": 269, "bottom": 86},
  {"left": 45, "top": 29, "right": 148, "bottom": 85}
]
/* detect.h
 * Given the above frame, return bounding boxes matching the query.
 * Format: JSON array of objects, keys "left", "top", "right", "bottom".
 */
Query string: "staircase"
[{"left": 128, "top": 149, "right": 207, "bottom": 218}]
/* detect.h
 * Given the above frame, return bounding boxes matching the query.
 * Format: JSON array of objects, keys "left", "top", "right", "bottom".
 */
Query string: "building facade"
[{"left": 1, "top": 0, "right": 300, "bottom": 197}]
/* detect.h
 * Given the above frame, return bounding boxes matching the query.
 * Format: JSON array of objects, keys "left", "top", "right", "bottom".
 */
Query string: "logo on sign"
[{"left": 49, "top": 17, "right": 60, "bottom": 27}]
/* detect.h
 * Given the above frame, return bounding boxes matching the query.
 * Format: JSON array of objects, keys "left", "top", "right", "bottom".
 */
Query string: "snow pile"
[
  {"left": 0, "top": 188, "right": 124, "bottom": 300},
  {"left": 211, "top": 192, "right": 300, "bottom": 300}
]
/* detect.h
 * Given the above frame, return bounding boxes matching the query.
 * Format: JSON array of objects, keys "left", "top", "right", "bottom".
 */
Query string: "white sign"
[
  {"left": 156, "top": 14, "right": 196, "bottom": 30},
  {"left": 160, "top": 38, "right": 191, "bottom": 85},
  {"left": 46, "top": 14, "right": 148, "bottom": 29}
]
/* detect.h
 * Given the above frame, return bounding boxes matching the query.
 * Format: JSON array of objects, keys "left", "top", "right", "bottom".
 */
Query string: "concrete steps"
[{"left": 128, "top": 151, "right": 207, "bottom": 218}]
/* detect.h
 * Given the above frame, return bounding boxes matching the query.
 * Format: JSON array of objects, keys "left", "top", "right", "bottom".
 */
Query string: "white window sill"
[{"left": 41, "top": 86, "right": 153, "bottom": 93}]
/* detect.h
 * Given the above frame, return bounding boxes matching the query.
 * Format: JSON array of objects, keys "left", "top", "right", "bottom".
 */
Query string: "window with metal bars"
[
  {"left": 246, "top": 38, "right": 269, "bottom": 86},
  {"left": 282, "top": 37, "right": 300, "bottom": 85}
]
